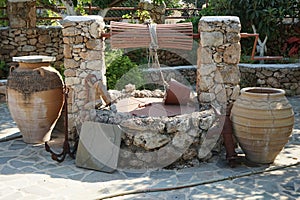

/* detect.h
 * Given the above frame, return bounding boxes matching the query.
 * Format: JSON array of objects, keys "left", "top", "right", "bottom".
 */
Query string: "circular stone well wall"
[{"left": 83, "top": 89, "right": 220, "bottom": 169}]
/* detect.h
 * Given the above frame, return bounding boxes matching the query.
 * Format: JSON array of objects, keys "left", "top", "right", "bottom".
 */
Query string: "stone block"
[
  {"left": 198, "top": 64, "right": 216, "bottom": 76},
  {"left": 7, "top": 0, "right": 36, "bottom": 28},
  {"left": 62, "top": 27, "right": 81, "bottom": 37},
  {"left": 76, "top": 122, "right": 122, "bottom": 173},
  {"left": 38, "top": 35, "right": 51, "bottom": 44},
  {"left": 64, "top": 59, "right": 79, "bottom": 69},
  {"left": 86, "top": 60, "right": 103, "bottom": 70},
  {"left": 133, "top": 131, "right": 171, "bottom": 150},
  {"left": 63, "top": 44, "right": 72, "bottom": 58},
  {"left": 86, "top": 39, "right": 103, "bottom": 50},
  {"left": 197, "top": 47, "right": 213, "bottom": 64},
  {"left": 200, "top": 31, "right": 223, "bottom": 47},
  {"left": 0, "top": 86, "right": 6, "bottom": 95},
  {"left": 79, "top": 51, "right": 102, "bottom": 60},
  {"left": 223, "top": 43, "right": 241, "bottom": 64}
]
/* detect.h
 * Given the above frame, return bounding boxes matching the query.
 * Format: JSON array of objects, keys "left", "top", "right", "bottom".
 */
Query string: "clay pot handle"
[
  {"left": 9, "top": 65, "right": 16, "bottom": 74},
  {"left": 35, "top": 68, "right": 45, "bottom": 77}
]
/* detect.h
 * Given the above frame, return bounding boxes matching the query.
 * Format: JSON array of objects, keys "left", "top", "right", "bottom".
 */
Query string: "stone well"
[{"left": 61, "top": 16, "right": 241, "bottom": 170}]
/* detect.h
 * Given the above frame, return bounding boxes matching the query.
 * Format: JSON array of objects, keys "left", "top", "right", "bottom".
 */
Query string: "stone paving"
[{"left": 0, "top": 96, "right": 299, "bottom": 200}]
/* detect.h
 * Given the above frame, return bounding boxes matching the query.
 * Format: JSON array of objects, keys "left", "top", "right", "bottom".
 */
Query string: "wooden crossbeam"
[{"left": 110, "top": 22, "right": 193, "bottom": 50}]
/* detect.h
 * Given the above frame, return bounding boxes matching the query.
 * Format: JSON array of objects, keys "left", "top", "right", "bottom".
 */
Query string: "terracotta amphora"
[
  {"left": 7, "top": 56, "right": 64, "bottom": 144},
  {"left": 230, "top": 87, "right": 294, "bottom": 164}
]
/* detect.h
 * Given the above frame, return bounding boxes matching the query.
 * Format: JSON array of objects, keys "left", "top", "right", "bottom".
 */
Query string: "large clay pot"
[
  {"left": 230, "top": 87, "right": 294, "bottom": 164},
  {"left": 7, "top": 56, "right": 64, "bottom": 143}
]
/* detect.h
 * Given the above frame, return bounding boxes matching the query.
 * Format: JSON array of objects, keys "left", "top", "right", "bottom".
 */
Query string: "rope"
[{"left": 147, "top": 23, "right": 168, "bottom": 90}]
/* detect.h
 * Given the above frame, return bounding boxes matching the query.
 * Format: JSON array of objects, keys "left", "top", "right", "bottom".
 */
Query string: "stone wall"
[
  {"left": 239, "top": 63, "right": 300, "bottom": 96},
  {"left": 197, "top": 16, "right": 241, "bottom": 115},
  {"left": 0, "top": 0, "right": 63, "bottom": 68},
  {"left": 0, "top": 26, "right": 63, "bottom": 68},
  {"left": 143, "top": 65, "right": 197, "bottom": 87}
]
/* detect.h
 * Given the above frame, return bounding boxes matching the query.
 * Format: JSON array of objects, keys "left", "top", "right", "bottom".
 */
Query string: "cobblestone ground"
[{"left": 0, "top": 96, "right": 299, "bottom": 200}]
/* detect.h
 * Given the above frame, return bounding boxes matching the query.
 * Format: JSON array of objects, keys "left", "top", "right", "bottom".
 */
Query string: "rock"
[
  {"left": 86, "top": 39, "right": 102, "bottom": 50},
  {"left": 198, "top": 47, "right": 214, "bottom": 64},
  {"left": 125, "top": 84, "right": 135, "bottom": 93},
  {"left": 223, "top": 43, "right": 241, "bottom": 64},
  {"left": 120, "top": 117, "right": 165, "bottom": 132},
  {"left": 0, "top": 85, "right": 6, "bottom": 95},
  {"left": 64, "top": 59, "right": 79, "bottom": 69},
  {"left": 79, "top": 51, "right": 102, "bottom": 60},
  {"left": 38, "top": 35, "right": 51, "bottom": 44},
  {"left": 198, "top": 64, "right": 217, "bottom": 76},
  {"left": 133, "top": 131, "right": 171, "bottom": 150},
  {"left": 200, "top": 31, "right": 224, "bottom": 47},
  {"left": 62, "top": 27, "right": 81, "bottom": 36}
]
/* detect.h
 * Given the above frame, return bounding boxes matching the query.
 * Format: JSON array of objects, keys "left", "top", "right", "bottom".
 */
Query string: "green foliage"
[
  {"left": 123, "top": 9, "right": 151, "bottom": 23},
  {"left": 153, "top": 0, "right": 165, "bottom": 5},
  {"left": 207, "top": 0, "right": 299, "bottom": 40},
  {"left": 0, "top": 0, "right": 8, "bottom": 27},
  {"left": 36, "top": 0, "right": 91, "bottom": 16},
  {"left": 0, "top": 61, "right": 8, "bottom": 79},
  {"left": 105, "top": 48, "right": 124, "bottom": 67},
  {"left": 56, "top": 64, "right": 65, "bottom": 80},
  {"left": 179, "top": 16, "right": 200, "bottom": 33},
  {"left": 37, "top": 9, "right": 62, "bottom": 26},
  {"left": 204, "top": 0, "right": 300, "bottom": 57},
  {"left": 182, "top": 0, "right": 206, "bottom": 8},
  {"left": 92, "top": 0, "right": 137, "bottom": 9},
  {"left": 106, "top": 55, "right": 144, "bottom": 90}
]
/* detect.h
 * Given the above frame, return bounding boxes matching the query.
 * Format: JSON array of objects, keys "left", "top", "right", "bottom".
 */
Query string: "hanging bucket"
[
  {"left": 7, "top": 56, "right": 64, "bottom": 144},
  {"left": 230, "top": 87, "right": 294, "bottom": 164}
]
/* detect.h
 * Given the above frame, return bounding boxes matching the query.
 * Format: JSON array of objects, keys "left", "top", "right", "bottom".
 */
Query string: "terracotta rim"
[
  {"left": 241, "top": 87, "right": 285, "bottom": 96},
  {"left": 18, "top": 62, "right": 50, "bottom": 69}
]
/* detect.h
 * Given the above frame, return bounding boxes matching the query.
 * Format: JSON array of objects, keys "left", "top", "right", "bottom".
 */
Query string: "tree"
[
  {"left": 203, "top": 0, "right": 300, "bottom": 57},
  {"left": 0, "top": 0, "right": 8, "bottom": 26},
  {"left": 207, "top": 0, "right": 299, "bottom": 40}
]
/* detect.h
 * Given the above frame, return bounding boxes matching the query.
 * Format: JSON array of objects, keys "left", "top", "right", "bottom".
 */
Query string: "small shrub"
[
  {"left": 55, "top": 64, "right": 65, "bottom": 80},
  {"left": 106, "top": 55, "right": 143, "bottom": 90},
  {"left": 0, "top": 61, "right": 8, "bottom": 79}
]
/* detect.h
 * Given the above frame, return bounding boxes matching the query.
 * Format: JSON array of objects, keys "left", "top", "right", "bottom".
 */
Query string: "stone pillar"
[
  {"left": 197, "top": 16, "right": 241, "bottom": 114},
  {"left": 60, "top": 16, "right": 106, "bottom": 134},
  {"left": 137, "top": 1, "right": 166, "bottom": 24},
  {"left": 7, "top": 0, "right": 36, "bottom": 28}
]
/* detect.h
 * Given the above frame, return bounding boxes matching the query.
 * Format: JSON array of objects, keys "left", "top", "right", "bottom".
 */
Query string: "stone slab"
[
  {"left": 75, "top": 121, "right": 122, "bottom": 173},
  {"left": 0, "top": 86, "right": 6, "bottom": 95},
  {"left": 0, "top": 128, "right": 21, "bottom": 142},
  {"left": 63, "top": 16, "right": 103, "bottom": 22},
  {"left": 239, "top": 63, "right": 300, "bottom": 69},
  {"left": 12, "top": 55, "right": 56, "bottom": 63},
  {"left": 200, "top": 16, "right": 240, "bottom": 23}
]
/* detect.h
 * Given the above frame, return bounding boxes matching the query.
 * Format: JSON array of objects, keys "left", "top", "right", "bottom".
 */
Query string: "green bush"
[
  {"left": 204, "top": 0, "right": 300, "bottom": 56},
  {"left": 106, "top": 55, "right": 143, "bottom": 90},
  {"left": 0, "top": 61, "right": 8, "bottom": 79}
]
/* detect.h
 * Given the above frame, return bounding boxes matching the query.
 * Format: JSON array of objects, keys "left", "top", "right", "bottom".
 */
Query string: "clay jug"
[
  {"left": 230, "top": 87, "right": 294, "bottom": 164},
  {"left": 7, "top": 58, "right": 64, "bottom": 144}
]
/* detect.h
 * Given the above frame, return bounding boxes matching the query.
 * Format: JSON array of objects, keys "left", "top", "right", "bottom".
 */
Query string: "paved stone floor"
[{"left": 0, "top": 96, "right": 299, "bottom": 200}]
